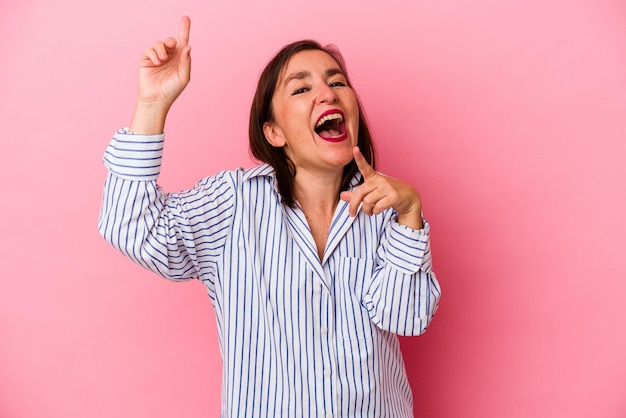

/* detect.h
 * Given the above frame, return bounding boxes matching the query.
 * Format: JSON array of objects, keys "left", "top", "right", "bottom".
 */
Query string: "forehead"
[{"left": 280, "top": 49, "right": 342, "bottom": 80}]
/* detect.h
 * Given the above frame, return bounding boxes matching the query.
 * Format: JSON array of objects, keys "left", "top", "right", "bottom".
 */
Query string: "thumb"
[{"left": 179, "top": 45, "right": 192, "bottom": 80}]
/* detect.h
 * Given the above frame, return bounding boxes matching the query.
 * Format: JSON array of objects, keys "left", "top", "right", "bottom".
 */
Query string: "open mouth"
[{"left": 314, "top": 110, "right": 347, "bottom": 142}]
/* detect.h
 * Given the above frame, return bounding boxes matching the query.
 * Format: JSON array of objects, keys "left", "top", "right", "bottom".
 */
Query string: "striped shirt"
[{"left": 99, "top": 129, "right": 441, "bottom": 418}]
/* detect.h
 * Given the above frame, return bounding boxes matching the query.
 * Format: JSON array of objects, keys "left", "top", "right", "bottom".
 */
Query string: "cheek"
[
  {"left": 344, "top": 93, "right": 360, "bottom": 122},
  {"left": 276, "top": 100, "right": 307, "bottom": 125},
  {"left": 348, "top": 103, "right": 360, "bottom": 137},
  {"left": 275, "top": 111, "right": 312, "bottom": 144}
]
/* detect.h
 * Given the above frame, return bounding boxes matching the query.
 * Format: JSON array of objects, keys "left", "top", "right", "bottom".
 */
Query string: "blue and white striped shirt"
[{"left": 99, "top": 129, "right": 441, "bottom": 418}]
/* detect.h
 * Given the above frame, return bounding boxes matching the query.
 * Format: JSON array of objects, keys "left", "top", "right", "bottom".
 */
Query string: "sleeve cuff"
[
  {"left": 102, "top": 128, "right": 165, "bottom": 180},
  {"left": 384, "top": 217, "right": 431, "bottom": 274}
]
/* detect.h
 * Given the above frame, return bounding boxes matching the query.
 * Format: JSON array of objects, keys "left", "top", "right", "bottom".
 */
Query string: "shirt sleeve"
[
  {"left": 362, "top": 216, "right": 442, "bottom": 336},
  {"left": 98, "top": 129, "right": 235, "bottom": 282}
]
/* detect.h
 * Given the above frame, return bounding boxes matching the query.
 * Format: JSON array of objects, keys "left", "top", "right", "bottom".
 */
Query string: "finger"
[
  {"left": 340, "top": 189, "right": 361, "bottom": 217},
  {"left": 352, "top": 146, "right": 376, "bottom": 180},
  {"left": 361, "top": 190, "right": 385, "bottom": 216},
  {"left": 340, "top": 191, "right": 357, "bottom": 216},
  {"left": 361, "top": 198, "right": 375, "bottom": 216},
  {"left": 178, "top": 16, "right": 191, "bottom": 46},
  {"left": 153, "top": 40, "right": 171, "bottom": 61},
  {"left": 359, "top": 190, "right": 394, "bottom": 216},
  {"left": 343, "top": 182, "right": 375, "bottom": 217},
  {"left": 141, "top": 47, "right": 161, "bottom": 66},
  {"left": 163, "top": 37, "right": 177, "bottom": 52},
  {"left": 348, "top": 193, "right": 362, "bottom": 217},
  {"left": 370, "top": 195, "right": 395, "bottom": 215}
]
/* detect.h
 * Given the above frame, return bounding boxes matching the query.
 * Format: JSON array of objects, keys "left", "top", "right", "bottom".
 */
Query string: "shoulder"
[
  {"left": 186, "top": 164, "right": 280, "bottom": 204},
  {"left": 241, "top": 163, "right": 276, "bottom": 183},
  {"left": 186, "top": 163, "right": 276, "bottom": 192}
]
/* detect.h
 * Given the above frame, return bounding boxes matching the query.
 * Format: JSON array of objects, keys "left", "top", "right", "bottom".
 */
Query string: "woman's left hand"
[{"left": 340, "top": 146, "right": 424, "bottom": 230}]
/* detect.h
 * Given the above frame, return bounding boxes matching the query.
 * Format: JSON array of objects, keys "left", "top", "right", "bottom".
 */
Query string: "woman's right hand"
[{"left": 130, "top": 16, "right": 192, "bottom": 134}]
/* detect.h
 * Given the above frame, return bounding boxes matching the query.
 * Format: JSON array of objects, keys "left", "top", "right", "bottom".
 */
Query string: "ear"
[{"left": 263, "top": 122, "right": 286, "bottom": 148}]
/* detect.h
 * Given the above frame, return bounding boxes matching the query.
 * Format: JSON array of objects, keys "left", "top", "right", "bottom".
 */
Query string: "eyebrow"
[{"left": 283, "top": 68, "right": 345, "bottom": 87}]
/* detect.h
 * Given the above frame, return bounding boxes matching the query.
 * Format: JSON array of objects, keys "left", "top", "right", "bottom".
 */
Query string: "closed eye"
[{"left": 292, "top": 87, "right": 310, "bottom": 95}]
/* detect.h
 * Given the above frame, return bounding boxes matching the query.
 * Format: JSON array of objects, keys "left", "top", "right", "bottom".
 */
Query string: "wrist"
[
  {"left": 129, "top": 100, "right": 171, "bottom": 134},
  {"left": 396, "top": 212, "right": 423, "bottom": 230},
  {"left": 395, "top": 203, "right": 423, "bottom": 230}
]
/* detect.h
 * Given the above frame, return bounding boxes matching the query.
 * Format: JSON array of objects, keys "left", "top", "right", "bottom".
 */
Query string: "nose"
[{"left": 317, "top": 83, "right": 337, "bottom": 104}]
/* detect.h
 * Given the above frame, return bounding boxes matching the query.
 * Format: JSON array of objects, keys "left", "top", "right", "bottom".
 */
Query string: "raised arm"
[{"left": 130, "top": 16, "right": 192, "bottom": 134}]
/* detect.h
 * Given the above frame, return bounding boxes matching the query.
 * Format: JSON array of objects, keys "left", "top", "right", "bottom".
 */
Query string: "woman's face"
[{"left": 263, "top": 49, "right": 360, "bottom": 176}]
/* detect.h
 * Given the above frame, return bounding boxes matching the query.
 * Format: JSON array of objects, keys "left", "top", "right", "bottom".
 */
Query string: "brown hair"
[{"left": 249, "top": 40, "right": 376, "bottom": 207}]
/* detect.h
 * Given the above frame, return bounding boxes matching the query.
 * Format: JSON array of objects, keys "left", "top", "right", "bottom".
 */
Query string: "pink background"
[{"left": 1, "top": 0, "right": 625, "bottom": 417}]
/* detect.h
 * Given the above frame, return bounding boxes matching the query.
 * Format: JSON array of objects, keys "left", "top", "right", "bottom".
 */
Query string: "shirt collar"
[
  {"left": 243, "top": 163, "right": 363, "bottom": 194},
  {"left": 242, "top": 163, "right": 280, "bottom": 195}
]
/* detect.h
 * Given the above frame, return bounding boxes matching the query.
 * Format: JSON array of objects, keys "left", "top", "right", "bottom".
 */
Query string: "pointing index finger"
[
  {"left": 353, "top": 146, "right": 376, "bottom": 179},
  {"left": 178, "top": 16, "right": 191, "bottom": 45}
]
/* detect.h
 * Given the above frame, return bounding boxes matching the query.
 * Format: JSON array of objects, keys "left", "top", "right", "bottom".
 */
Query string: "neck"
[{"left": 293, "top": 169, "right": 342, "bottom": 214}]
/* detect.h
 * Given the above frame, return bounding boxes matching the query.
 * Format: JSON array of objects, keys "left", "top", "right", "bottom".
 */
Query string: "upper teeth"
[{"left": 316, "top": 113, "right": 343, "bottom": 128}]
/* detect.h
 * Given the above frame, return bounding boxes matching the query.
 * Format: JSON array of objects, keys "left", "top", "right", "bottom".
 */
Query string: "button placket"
[{"left": 319, "top": 282, "right": 338, "bottom": 418}]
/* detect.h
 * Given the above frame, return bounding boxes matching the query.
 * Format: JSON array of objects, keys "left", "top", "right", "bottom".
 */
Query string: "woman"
[{"left": 99, "top": 16, "right": 440, "bottom": 418}]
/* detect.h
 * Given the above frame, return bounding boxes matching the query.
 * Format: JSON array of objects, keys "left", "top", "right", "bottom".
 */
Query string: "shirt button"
[
  {"left": 324, "top": 369, "right": 331, "bottom": 377},
  {"left": 326, "top": 414, "right": 333, "bottom": 418},
  {"left": 321, "top": 327, "right": 328, "bottom": 334}
]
